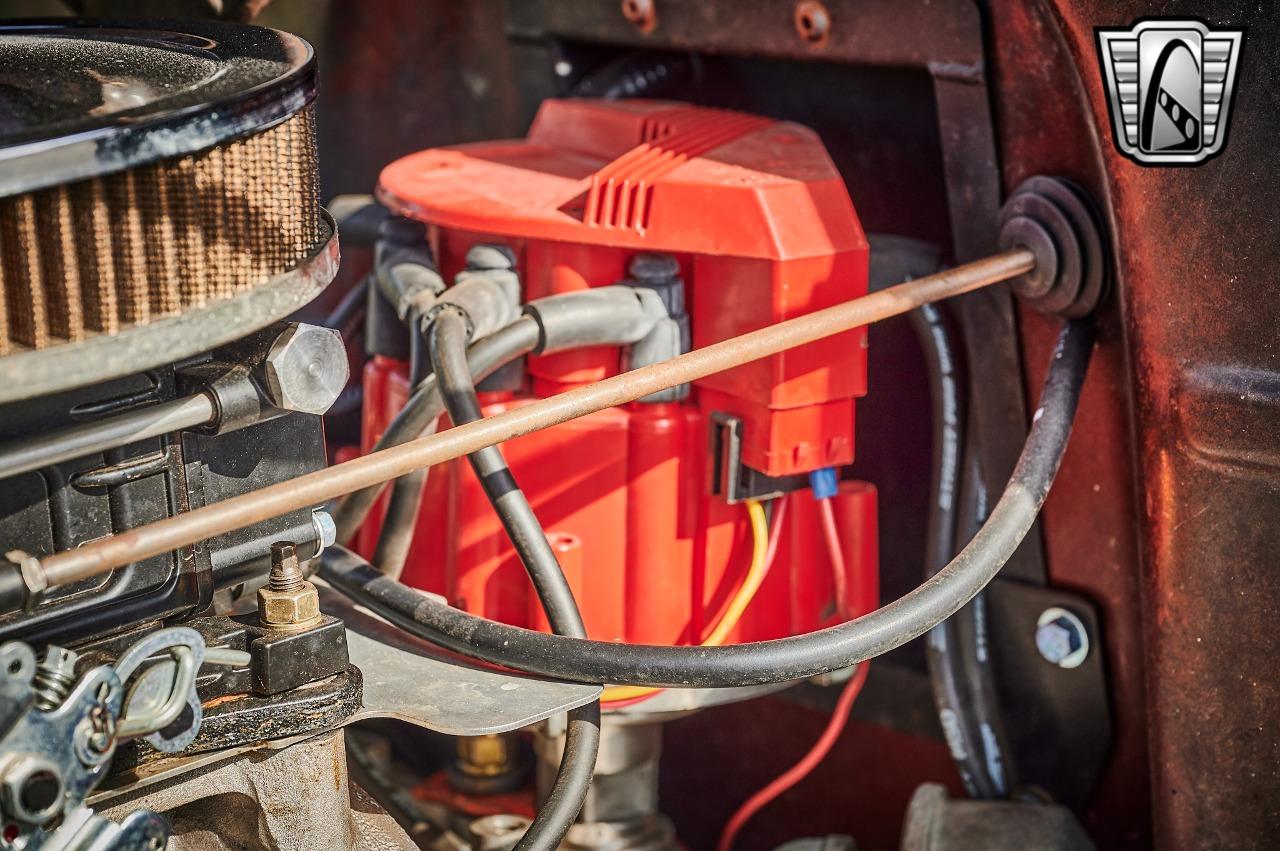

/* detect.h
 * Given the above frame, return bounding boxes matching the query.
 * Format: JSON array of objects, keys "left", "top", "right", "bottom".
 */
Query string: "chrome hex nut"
[{"left": 0, "top": 753, "right": 64, "bottom": 825}]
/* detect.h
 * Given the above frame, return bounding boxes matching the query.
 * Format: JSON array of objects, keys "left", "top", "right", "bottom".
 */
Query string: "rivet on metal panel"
[
  {"left": 794, "top": 1, "right": 832, "bottom": 45},
  {"left": 621, "top": 0, "right": 656, "bottom": 33}
]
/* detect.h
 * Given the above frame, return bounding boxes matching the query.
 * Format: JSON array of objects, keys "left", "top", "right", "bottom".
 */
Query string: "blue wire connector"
[{"left": 808, "top": 467, "right": 839, "bottom": 500}]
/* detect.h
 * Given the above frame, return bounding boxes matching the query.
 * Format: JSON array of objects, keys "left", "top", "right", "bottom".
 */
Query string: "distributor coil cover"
[{"left": 379, "top": 98, "right": 869, "bottom": 477}]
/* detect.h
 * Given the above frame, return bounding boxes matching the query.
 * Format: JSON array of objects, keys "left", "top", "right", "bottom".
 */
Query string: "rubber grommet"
[{"left": 997, "top": 176, "right": 1109, "bottom": 318}]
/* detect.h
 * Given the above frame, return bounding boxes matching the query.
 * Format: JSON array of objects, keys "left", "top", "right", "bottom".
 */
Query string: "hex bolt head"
[
  {"left": 0, "top": 754, "right": 64, "bottom": 825},
  {"left": 1035, "top": 607, "right": 1089, "bottom": 669},
  {"left": 261, "top": 324, "right": 349, "bottom": 416}
]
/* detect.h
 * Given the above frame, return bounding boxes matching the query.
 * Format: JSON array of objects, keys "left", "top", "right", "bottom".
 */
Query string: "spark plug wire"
[{"left": 429, "top": 307, "right": 599, "bottom": 851}]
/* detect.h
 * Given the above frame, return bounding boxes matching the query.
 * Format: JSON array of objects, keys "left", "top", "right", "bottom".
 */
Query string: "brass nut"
[
  {"left": 457, "top": 733, "right": 516, "bottom": 778},
  {"left": 258, "top": 582, "right": 322, "bottom": 630}
]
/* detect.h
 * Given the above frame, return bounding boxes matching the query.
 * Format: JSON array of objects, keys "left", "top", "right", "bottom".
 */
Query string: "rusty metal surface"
[
  {"left": 313, "top": 0, "right": 523, "bottom": 199},
  {"left": 984, "top": 1, "right": 1151, "bottom": 846},
  {"left": 507, "top": 0, "right": 985, "bottom": 70},
  {"left": 998, "top": 1, "right": 1280, "bottom": 847}
]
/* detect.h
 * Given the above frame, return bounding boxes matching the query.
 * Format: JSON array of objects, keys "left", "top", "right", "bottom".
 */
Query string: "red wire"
[
  {"left": 762, "top": 495, "right": 788, "bottom": 570},
  {"left": 716, "top": 661, "right": 870, "bottom": 851},
  {"left": 817, "top": 497, "right": 850, "bottom": 620},
  {"left": 600, "top": 689, "right": 664, "bottom": 710}
]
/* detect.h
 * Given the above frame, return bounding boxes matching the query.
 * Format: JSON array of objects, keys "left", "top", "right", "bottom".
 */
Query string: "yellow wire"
[{"left": 602, "top": 498, "right": 771, "bottom": 704}]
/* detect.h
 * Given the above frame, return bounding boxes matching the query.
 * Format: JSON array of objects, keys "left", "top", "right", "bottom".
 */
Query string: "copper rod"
[{"left": 35, "top": 249, "right": 1034, "bottom": 589}]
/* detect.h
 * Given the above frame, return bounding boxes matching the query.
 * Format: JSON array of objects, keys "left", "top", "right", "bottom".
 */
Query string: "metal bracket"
[
  {"left": 322, "top": 588, "right": 600, "bottom": 736},
  {"left": 985, "top": 579, "right": 1112, "bottom": 807},
  {"left": 708, "top": 413, "right": 807, "bottom": 505}
]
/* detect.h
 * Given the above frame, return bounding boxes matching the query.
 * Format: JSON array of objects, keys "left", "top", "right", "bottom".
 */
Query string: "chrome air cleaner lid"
[
  {"left": 0, "top": 19, "right": 333, "bottom": 403},
  {"left": 0, "top": 18, "right": 315, "bottom": 197}
]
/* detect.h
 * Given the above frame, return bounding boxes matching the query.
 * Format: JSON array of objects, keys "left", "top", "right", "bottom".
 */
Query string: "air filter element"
[{"left": 0, "top": 19, "right": 337, "bottom": 402}]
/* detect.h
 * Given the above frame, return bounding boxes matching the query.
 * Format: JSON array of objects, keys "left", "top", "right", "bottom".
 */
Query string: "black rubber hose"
[
  {"left": 570, "top": 51, "right": 698, "bottom": 100},
  {"left": 320, "top": 318, "right": 1095, "bottom": 688},
  {"left": 328, "top": 317, "right": 542, "bottom": 547},
  {"left": 370, "top": 468, "right": 429, "bottom": 579},
  {"left": 407, "top": 311, "right": 433, "bottom": 390},
  {"left": 323, "top": 274, "right": 369, "bottom": 341},
  {"left": 428, "top": 307, "right": 599, "bottom": 851},
  {"left": 371, "top": 313, "right": 437, "bottom": 577},
  {"left": 519, "top": 701, "right": 600, "bottom": 851},
  {"left": 952, "top": 450, "right": 1018, "bottom": 796},
  {"left": 910, "top": 303, "right": 1009, "bottom": 799}
]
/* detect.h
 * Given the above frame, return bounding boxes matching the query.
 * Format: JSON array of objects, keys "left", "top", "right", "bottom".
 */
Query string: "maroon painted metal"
[
  {"left": 1043, "top": 2, "right": 1280, "bottom": 845},
  {"left": 986, "top": 2, "right": 1151, "bottom": 845}
]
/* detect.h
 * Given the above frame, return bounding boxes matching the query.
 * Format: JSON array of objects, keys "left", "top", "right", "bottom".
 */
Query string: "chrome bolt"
[
  {"left": 261, "top": 323, "right": 349, "bottom": 416},
  {"left": 1035, "top": 607, "right": 1089, "bottom": 669},
  {"left": 311, "top": 509, "right": 337, "bottom": 552}
]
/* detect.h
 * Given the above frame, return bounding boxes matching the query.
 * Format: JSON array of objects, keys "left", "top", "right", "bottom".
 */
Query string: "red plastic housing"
[
  {"left": 362, "top": 99, "right": 878, "bottom": 643},
  {"left": 379, "top": 99, "right": 870, "bottom": 475}
]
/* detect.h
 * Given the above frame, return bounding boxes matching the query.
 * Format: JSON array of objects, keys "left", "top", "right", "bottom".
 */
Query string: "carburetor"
[
  {"left": 0, "top": 19, "right": 374, "bottom": 851},
  {"left": 0, "top": 19, "right": 339, "bottom": 643}
]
